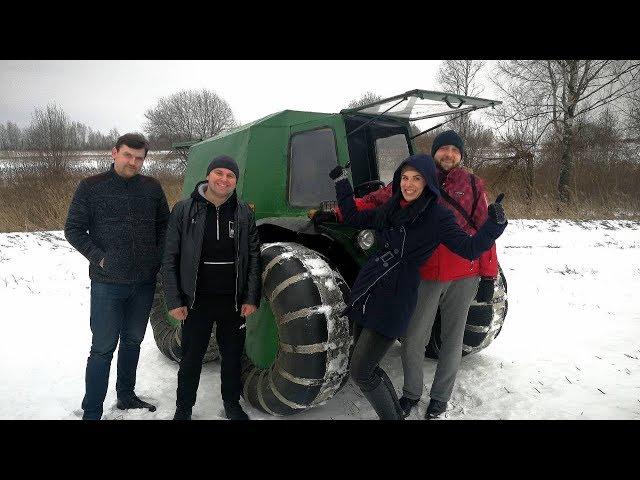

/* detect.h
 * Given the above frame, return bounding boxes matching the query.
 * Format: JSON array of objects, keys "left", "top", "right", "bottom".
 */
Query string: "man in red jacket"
[{"left": 316, "top": 130, "right": 499, "bottom": 419}]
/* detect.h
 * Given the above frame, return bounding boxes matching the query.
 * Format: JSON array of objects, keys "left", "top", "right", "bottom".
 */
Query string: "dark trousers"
[
  {"left": 176, "top": 295, "right": 246, "bottom": 411},
  {"left": 349, "top": 323, "right": 396, "bottom": 392},
  {"left": 82, "top": 280, "right": 155, "bottom": 419}
]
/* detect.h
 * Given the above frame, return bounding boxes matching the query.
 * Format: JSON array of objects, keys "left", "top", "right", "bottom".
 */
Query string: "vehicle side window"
[
  {"left": 375, "top": 134, "right": 410, "bottom": 185},
  {"left": 289, "top": 128, "right": 338, "bottom": 207}
]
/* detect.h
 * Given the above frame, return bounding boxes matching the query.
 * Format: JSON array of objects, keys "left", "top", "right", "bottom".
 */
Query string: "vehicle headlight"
[{"left": 356, "top": 229, "right": 376, "bottom": 251}]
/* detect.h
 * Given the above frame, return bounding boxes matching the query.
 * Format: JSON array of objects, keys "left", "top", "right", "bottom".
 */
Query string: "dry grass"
[
  {"left": 0, "top": 156, "right": 185, "bottom": 233},
  {"left": 1, "top": 155, "right": 639, "bottom": 233},
  {"left": 475, "top": 159, "right": 640, "bottom": 220}
]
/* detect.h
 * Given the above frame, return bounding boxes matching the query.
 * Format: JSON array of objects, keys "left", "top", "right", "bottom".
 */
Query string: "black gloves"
[
  {"left": 329, "top": 165, "right": 345, "bottom": 180},
  {"left": 488, "top": 193, "right": 507, "bottom": 224},
  {"left": 476, "top": 277, "right": 495, "bottom": 302},
  {"left": 313, "top": 210, "right": 338, "bottom": 225}
]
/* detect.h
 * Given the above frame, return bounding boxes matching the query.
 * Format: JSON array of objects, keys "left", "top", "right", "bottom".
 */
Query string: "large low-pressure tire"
[
  {"left": 425, "top": 265, "right": 508, "bottom": 359},
  {"left": 241, "top": 242, "right": 352, "bottom": 416},
  {"left": 149, "top": 273, "right": 220, "bottom": 363}
]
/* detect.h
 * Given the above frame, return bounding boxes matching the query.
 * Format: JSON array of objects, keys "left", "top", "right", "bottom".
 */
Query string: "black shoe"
[
  {"left": 398, "top": 397, "right": 419, "bottom": 418},
  {"left": 173, "top": 408, "right": 192, "bottom": 420},
  {"left": 81, "top": 413, "right": 101, "bottom": 420},
  {"left": 224, "top": 401, "right": 249, "bottom": 420},
  {"left": 425, "top": 399, "right": 447, "bottom": 419},
  {"left": 116, "top": 393, "right": 157, "bottom": 412}
]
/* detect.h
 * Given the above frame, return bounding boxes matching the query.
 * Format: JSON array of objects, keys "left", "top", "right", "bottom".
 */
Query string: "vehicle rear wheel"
[
  {"left": 425, "top": 266, "right": 508, "bottom": 359},
  {"left": 241, "top": 242, "right": 352, "bottom": 416},
  {"left": 149, "top": 273, "right": 220, "bottom": 363}
]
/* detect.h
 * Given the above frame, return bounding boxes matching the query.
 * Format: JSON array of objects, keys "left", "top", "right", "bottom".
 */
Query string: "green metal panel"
[
  {"left": 182, "top": 110, "right": 349, "bottom": 214},
  {"left": 244, "top": 297, "right": 279, "bottom": 369},
  {"left": 185, "top": 110, "right": 352, "bottom": 220},
  {"left": 241, "top": 123, "right": 290, "bottom": 218}
]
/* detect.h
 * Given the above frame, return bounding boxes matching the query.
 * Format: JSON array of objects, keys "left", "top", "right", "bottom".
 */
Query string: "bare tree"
[
  {"left": 621, "top": 88, "right": 640, "bottom": 161},
  {"left": 0, "top": 122, "right": 24, "bottom": 150},
  {"left": 437, "top": 60, "right": 486, "bottom": 97},
  {"left": 144, "top": 89, "right": 236, "bottom": 144},
  {"left": 462, "top": 119, "right": 494, "bottom": 171},
  {"left": 25, "top": 104, "right": 73, "bottom": 171},
  {"left": 347, "top": 91, "right": 383, "bottom": 109},
  {"left": 493, "top": 60, "right": 640, "bottom": 204},
  {"left": 107, "top": 128, "right": 120, "bottom": 147},
  {"left": 626, "top": 96, "right": 640, "bottom": 134},
  {"left": 576, "top": 107, "right": 624, "bottom": 166},
  {"left": 436, "top": 60, "right": 487, "bottom": 142},
  {"left": 491, "top": 109, "right": 550, "bottom": 206}
]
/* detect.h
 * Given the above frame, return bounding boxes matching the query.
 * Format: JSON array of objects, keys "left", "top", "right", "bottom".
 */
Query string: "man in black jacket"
[
  {"left": 64, "top": 133, "right": 170, "bottom": 420},
  {"left": 162, "top": 155, "right": 261, "bottom": 420}
]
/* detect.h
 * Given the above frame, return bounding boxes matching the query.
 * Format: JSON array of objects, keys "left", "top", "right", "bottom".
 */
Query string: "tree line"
[
  {"left": 3, "top": 61, "right": 640, "bottom": 208},
  {"left": 0, "top": 88, "right": 235, "bottom": 154},
  {"left": 0, "top": 109, "right": 120, "bottom": 152},
  {"left": 414, "top": 60, "right": 640, "bottom": 207}
]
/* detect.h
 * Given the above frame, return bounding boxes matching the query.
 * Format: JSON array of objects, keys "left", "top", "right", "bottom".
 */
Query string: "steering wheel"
[{"left": 353, "top": 180, "right": 385, "bottom": 198}]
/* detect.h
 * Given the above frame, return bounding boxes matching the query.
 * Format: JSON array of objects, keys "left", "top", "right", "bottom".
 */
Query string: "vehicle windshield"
[
  {"left": 375, "top": 134, "right": 410, "bottom": 185},
  {"left": 343, "top": 115, "right": 412, "bottom": 190}
]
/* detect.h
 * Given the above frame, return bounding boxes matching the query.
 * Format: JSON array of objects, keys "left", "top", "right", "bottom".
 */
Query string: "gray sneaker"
[{"left": 425, "top": 399, "right": 447, "bottom": 419}]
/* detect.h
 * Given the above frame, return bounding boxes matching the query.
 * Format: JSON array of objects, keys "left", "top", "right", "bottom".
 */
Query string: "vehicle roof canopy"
[
  {"left": 183, "top": 109, "right": 340, "bottom": 199},
  {"left": 340, "top": 89, "right": 501, "bottom": 121}
]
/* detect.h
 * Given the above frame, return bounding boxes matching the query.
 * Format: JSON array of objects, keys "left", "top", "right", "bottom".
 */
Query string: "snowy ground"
[
  {"left": 1, "top": 220, "right": 639, "bottom": 420},
  {"left": 0, "top": 153, "right": 183, "bottom": 176}
]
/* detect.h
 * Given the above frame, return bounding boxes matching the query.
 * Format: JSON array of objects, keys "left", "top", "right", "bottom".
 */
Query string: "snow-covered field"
[
  {"left": 1, "top": 220, "right": 639, "bottom": 420},
  {"left": 0, "top": 153, "right": 183, "bottom": 175}
]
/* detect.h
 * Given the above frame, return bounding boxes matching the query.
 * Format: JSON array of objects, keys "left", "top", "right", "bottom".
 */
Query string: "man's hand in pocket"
[{"left": 169, "top": 306, "right": 188, "bottom": 321}]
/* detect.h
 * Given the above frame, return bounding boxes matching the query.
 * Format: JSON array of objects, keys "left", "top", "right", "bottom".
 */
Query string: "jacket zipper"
[
  {"left": 190, "top": 204, "right": 206, "bottom": 309},
  {"left": 362, "top": 293, "right": 371, "bottom": 314},
  {"left": 216, "top": 206, "right": 220, "bottom": 240},
  {"left": 234, "top": 206, "right": 239, "bottom": 312},
  {"left": 191, "top": 192, "right": 237, "bottom": 310}
]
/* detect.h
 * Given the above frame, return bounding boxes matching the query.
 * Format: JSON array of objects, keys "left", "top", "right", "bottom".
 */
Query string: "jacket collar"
[
  {"left": 192, "top": 180, "right": 237, "bottom": 209},
  {"left": 438, "top": 164, "right": 468, "bottom": 184},
  {"left": 107, "top": 163, "right": 141, "bottom": 184}
]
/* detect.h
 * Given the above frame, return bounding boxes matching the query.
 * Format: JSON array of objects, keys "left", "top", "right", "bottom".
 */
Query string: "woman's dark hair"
[
  {"left": 373, "top": 190, "right": 432, "bottom": 229},
  {"left": 115, "top": 133, "right": 149, "bottom": 157}
]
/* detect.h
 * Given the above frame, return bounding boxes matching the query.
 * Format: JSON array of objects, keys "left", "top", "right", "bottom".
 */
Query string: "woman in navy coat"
[{"left": 328, "top": 153, "right": 507, "bottom": 420}]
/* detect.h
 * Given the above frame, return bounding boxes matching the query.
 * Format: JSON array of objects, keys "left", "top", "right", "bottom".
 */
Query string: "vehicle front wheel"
[{"left": 241, "top": 242, "right": 352, "bottom": 416}]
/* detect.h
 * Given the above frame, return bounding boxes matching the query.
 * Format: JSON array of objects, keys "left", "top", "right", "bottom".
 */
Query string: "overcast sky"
[{"left": 1, "top": 60, "right": 497, "bottom": 134}]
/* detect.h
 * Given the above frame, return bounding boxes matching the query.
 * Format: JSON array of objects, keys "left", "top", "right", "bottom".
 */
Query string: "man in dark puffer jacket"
[
  {"left": 162, "top": 155, "right": 261, "bottom": 420},
  {"left": 64, "top": 133, "right": 170, "bottom": 420}
]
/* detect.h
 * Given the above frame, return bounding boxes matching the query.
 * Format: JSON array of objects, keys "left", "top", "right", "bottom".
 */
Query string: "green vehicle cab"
[{"left": 150, "top": 89, "right": 508, "bottom": 416}]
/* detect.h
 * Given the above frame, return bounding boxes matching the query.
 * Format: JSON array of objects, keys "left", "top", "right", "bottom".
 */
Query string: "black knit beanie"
[
  {"left": 206, "top": 155, "right": 239, "bottom": 179},
  {"left": 431, "top": 130, "right": 464, "bottom": 157}
]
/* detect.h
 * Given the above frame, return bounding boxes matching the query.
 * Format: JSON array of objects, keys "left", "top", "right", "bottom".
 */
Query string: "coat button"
[
  {"left": 383, "top": 262, "right": 388, "bottom": 267},
  {"left": 394, "top": 249, "right": 399, "bottom": 254},
  {"left": 375, "top": 257, "right": 379, "bottom": 262},
  {"left": 384, "top": 243, "right": 389, "bottom": 248}
]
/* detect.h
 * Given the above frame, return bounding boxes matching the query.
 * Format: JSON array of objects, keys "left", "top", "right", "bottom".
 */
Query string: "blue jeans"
[{"left": 81, "top": 281, "right": 155, "bottom": 419}]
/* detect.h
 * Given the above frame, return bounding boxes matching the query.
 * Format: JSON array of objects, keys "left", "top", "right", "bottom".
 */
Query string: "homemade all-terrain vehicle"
[{"left": 150, "top": 89, "right": 508, "bottom": 416}]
